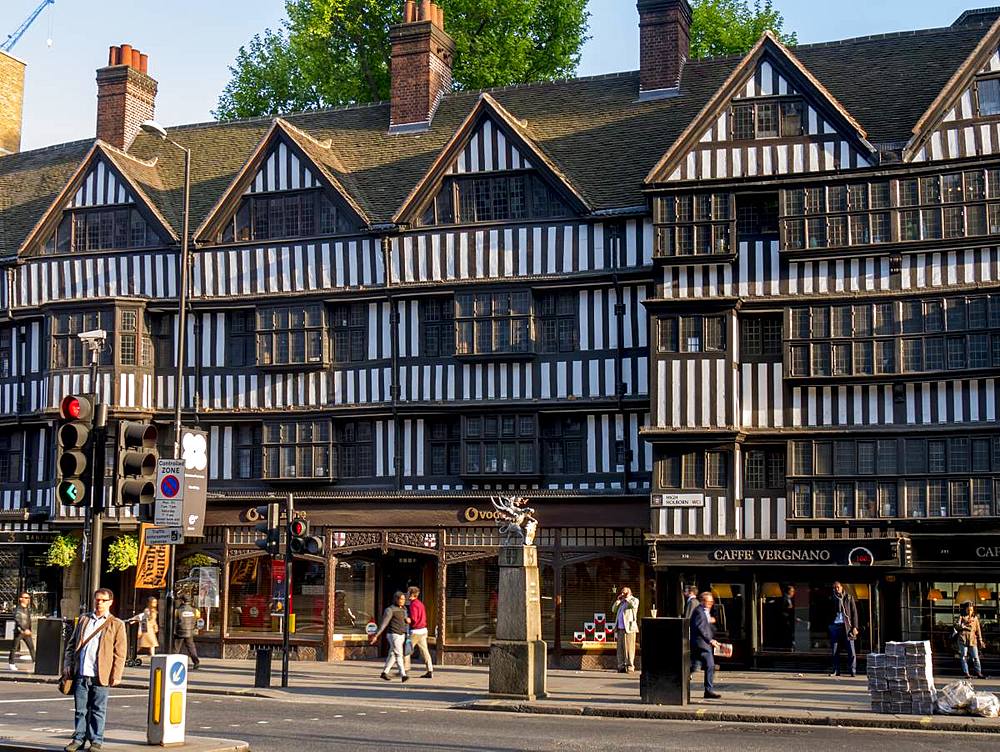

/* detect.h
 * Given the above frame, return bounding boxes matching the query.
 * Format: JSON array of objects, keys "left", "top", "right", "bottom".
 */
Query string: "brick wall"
[
  {"left": 638, "top": 0, "right": 691, "bottom": 95},
  {"left": 0, "top": 51, "right": 25, "bottom": 155},
  {"left": 389, "top": 18, "right": 454, "bottom": 131},
  {"left": 96, "top": 46, "right": 157, "bottom": 150}
]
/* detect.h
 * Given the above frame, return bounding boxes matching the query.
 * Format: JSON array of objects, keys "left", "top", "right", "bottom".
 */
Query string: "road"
[{"left": 0, "top": 682, "right": 989, "bottom": 751}]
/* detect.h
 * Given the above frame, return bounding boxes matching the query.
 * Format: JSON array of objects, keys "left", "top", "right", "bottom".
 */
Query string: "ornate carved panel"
[
  {"left": 444, "top": 549, "right": 496, "bottom": 564},
  {"left": 328, "top": 531, "right": 383, "bottom": 555}
]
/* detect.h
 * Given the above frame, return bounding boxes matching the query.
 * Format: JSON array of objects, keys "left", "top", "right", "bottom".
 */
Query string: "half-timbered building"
[{"left": 0, "top": 1, "right": 999, "bottom": 670}]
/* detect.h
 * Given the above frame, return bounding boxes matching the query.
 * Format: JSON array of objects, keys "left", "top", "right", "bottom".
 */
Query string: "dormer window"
[
  {"left": 732, "top": 98, "right": 804, "bottom": 141},
  {"left": 42, "top": 207, "right": 164, "bottom": 255},
  {"left": 219, "top": 188, "right": 359, "bottom": 243},
  {"left": 418, "top": 172, "right": 570, "bottom": 226},
  {"left": 976, "top": 76, "right": 1000, "bottom": 117}
]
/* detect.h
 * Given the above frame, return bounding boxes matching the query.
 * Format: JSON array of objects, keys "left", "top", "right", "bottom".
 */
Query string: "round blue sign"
[
  {"left": 160, "top": 475, "right": 181, "bottom": 498},
  {"left": 169, "top": 661, "right": 187, "bottom": 686}
]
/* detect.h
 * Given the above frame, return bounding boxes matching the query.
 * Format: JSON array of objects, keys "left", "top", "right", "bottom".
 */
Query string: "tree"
[
  {"left": 215, "top": 0, "right": 590, "bottom": 120},
  {"left": 689, "top": 0, "right": 796, "bottom": 60}
]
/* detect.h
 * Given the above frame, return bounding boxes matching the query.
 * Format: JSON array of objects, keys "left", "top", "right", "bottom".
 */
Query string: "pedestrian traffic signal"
[
  {"left": 255, "top": 503, "right": 280, "bottom": 556},
  {"left": 56, "top": 394, "right": 95, "bottom": 506},
  {"left": 116, "top": 420, "right": 158, "bottom": 506},
  {"left": 288, "top": 516, "right": 323, "bottom": 556}
]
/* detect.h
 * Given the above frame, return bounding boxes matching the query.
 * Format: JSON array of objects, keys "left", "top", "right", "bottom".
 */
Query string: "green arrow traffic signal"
[{"left": 58, "top": 480, "right": 85, "bottom": 505}]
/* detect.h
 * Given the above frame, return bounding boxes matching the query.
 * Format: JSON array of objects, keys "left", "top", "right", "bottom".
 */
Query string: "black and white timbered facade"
[{"left": 3, "top": 2, "right": 1000, "bottom": 667}]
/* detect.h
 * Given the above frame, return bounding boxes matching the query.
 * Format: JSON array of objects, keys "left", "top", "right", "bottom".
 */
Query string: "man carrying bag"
[{"left": 61, "top": 588, "right": 127, "bottom": 752}]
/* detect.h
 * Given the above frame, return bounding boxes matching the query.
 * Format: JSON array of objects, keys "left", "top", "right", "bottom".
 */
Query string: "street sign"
[
  {"left": 179, "top": 429, "right": 208, "bottom": 537},
  {"left": 144, "top": 527, "right": 185, "bottom": 546},
  {"left": 155, "top": 459, "right": 185, "bottom": 527}
]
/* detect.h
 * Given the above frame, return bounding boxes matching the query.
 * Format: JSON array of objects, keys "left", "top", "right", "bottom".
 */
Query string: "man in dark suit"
[
  {"left": 828, "top": 581, "right": 860, "bottom": 677},
  {"left": 690, "top": 591, "right": 722, "bottom": 699}
]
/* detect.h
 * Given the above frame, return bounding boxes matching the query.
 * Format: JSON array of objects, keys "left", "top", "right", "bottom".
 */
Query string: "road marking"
[
  {"left": 229, "top": 724, "right": 239, "bottom": 728},
  {"left": 0, "top": 694, "right": 145, "bottom": 705},
  {"left": 356, "top": 712, "right": 366, "bottom": 716},
  {"left": 333, "top": 715, "right": 343, "bottom": 719},
  {"left": 257, "top": 721, "right": 269, "bottom": 724}
]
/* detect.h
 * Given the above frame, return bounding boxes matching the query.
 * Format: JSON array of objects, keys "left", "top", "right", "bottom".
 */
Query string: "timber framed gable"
[
  {"left": 194, "top": 118, "right": 370, "bottom": 245},
  {"left": 905, "top": 17, "right": 1000, "bottom": 162},
  {"left": 646, "top": 32, "right": 877, "bottom": 185},
  {"left": 393, "top": 93, "right": 590, "bottom": 225},
  {"left": 18, "top": 142, "right": 177, "bottom": 258}
]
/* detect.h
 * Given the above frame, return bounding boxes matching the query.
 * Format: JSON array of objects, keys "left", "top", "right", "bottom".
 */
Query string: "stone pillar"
[{"left": 489, "top": 544, "right": 547, "bottom": 700}]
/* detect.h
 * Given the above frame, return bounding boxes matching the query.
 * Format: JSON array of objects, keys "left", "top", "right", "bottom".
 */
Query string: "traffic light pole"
[
  {"left": 281, "top": 492, "right": 293, "bottom": 688},
  {"left": 85, "top": 402, "right": 108, "bottom": 605}
]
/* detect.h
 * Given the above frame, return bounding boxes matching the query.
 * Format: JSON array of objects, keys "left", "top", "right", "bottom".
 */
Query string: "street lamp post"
[{"left": 140, "top": 119, "right": 191, "bottom": 651}]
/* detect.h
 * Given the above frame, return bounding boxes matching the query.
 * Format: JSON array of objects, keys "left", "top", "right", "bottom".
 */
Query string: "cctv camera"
[{"left": 77, "top": 329, "right": 107, "bottom": 343}]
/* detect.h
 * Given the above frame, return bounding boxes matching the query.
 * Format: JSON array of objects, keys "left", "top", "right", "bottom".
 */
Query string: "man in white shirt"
[
  {"left": 612, "top": 586, "right": 639, "bottom": 673},
  {"left": 62, "top": 588, "right": 127, "bottom": 752}
]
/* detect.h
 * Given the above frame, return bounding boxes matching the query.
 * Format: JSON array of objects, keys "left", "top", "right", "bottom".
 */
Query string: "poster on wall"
[{"left": 135, "top": 523, "right": 171, "bottom": 589}]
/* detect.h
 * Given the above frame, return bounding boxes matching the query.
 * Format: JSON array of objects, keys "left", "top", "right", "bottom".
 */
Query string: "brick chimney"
[
  {"left": 389, "top": 1, "right": 455, "bottom": 133},
  {"left": 637, "top": 0, "right": 691, "bottom": 100},
  {"left": 0, "top": 50, "right": 25, "bottom": 155},
  {"left": 96, "top": 44, "right": 157, "bottom": 150}
]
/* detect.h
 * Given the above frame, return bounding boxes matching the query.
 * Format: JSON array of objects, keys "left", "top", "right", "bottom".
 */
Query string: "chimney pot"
[
  {"left": 96, "top": 43, "right": 157, "bottom": 149},
  {"left": 435, "top": 3, "right": 444, "bottom": 28},
  {"left": 637, "top": 0, "right": 691, "bottom": 97},
  {"left": 419, "top": 0, "right": 431, "bottom": 22}
]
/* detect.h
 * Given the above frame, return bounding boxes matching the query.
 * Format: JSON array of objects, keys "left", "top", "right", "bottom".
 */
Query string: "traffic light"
[
  {"left": 116, "top": 420, "right": 158, "bottom": 506},
  {"left": 255, "top": 503, "right": 280, "bottom": 556},
  {"left": 288, "top": 516, "right": 323, "bottom": 556},
  {"left": 56, "top": 394, "right": 95, "bottom": 507}
]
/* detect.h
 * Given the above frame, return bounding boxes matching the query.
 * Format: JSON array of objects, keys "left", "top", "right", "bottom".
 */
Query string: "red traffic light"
[
  {"left": 289, "top": 518, "right": 309, "bottom": 537},
  {"left": 60, "top": 395, "right": 92, "bottom": 422}
]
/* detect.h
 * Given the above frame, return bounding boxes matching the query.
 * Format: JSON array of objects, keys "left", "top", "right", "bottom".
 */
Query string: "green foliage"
[
  {"left": 689, "top": 0, "right": 797, "bottom": 60},
  {"left": 106, "top": 534, "right": 139, "bottom": 573},
  {"left": 45, "top": 533, "right": 79, "bottom": 568},
  {"left": 181, "top": 553, "right": 217, "bottom": 569},
  {"left": 215, "top": 0, "right": 590, "bottom": 119}
]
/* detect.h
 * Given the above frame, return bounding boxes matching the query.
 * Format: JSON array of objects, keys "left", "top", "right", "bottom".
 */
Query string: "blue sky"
[{"left": 9, "top": 0, "right": 985, "bottom": 150}]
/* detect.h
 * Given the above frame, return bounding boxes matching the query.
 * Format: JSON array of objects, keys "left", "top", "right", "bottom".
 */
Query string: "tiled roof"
[{"left": 0, "top": 18, "right": 993, "bottom": 256}]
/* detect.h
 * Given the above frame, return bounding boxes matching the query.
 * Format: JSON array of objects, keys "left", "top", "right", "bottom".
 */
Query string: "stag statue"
[{"left": 490, "top": 495, "right": 538, "bottom": 546}]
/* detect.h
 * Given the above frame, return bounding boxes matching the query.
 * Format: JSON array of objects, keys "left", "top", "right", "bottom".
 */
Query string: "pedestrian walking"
[
  {"left": 370, "top": 591, "right": 410, "bottom": 683},
  {"left": 956, "top": 601, "right": 987, "bottom": 679},
  {"left": 62, "top": 588, "right": 127, "bottom": 752},
  {"left": 690, "top": 591, "right": 721, "bottom": 699},
  {"left": 137, "top": 596, "right": 159, "bottom": 656},
  {"left": 828, "top": 581, "right": 859, "bottom": 677},
  {"left": 173, "top": 595, "right": 200, "bottom": 669},
  {"left": 612, "top": 586, "right": 639, "bottom": 673},
  {"left": 7, "top": 591, "right": 34, "bottom": 670},
  {"left": 406, "top": 586, "right": 433, "bottom": 678},
  {"left": 682, "top": 585, "right": 699, "bottom": 619}
]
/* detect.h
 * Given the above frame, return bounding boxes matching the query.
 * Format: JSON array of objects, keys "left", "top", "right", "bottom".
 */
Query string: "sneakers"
[
  {"left": 17, "top": 655, "right": 31, "bottom": 661},
  {"left": 401, "top": 675, "right": 409, "bottom": 683},
  {"left": 90, "top": 744, "right": 103, "bottom": 752},
  {"left": 63, "top": 741, "right": 81, "bottom": 752},
  {"left": 6, "top": 664, "right": 16, "bottom": 672},
  {"left": 380, "top": 673, "right": 391, "bottom": 681},
  {"left": 421, "top": 672, "right": 433, "bottom": 679}
]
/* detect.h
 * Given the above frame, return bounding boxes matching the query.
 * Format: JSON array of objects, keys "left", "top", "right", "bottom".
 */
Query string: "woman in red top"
[{"left": 406, "top": 586, "right": 433, "bottom": 678}]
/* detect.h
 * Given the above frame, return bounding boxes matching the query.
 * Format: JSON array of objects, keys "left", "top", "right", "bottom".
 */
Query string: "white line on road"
[{"left": 0, "top": 694, "right": 146, "bottom": 704}]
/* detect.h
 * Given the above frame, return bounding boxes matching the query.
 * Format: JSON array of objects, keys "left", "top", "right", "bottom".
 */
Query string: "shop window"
[
  {"left": 463, "top": 414, "right": 536, "bottom": 476},
  {"left": 334, "top": 557, "right": 377, "bottom": 634},
  {"left": 51, "top": 311, "right": 114, "bottom": 369},
  {"left": 421, "top": 297, "right": 455, "bottom": 358},
  {"left": 225, "top": 556, "right": 273, "bottom": 636},
  {"left": 235, "top": 425, "right": 262, "bottom": 479},
  {"left": 540, "top": 416, "right": 584, "bottom": 475},
  {"left": 0, "top": 432, "right": 23, "bottom": 483},
  {"left": 537, "top": 292, "right": 579, "bottom": 353},
  {"left": 446, "top": 558, "right": 500, "bottom": 645},
  {"left": 427, "top": 419, "right": 461, "bottom": 476},
  {"left": 257, "top": 304, "right": 325, "bottom": 367},
  {"left": 290, "top": 558, "right": 326, "bottom": 637},
  {"left": 903, "top": 582, "right": 1000, "bottom": 661},
  {"left": 455, "top": 291, "right": 530, "bottom": 355},
  {"left": 330, "top": 303, "right": 367, "bottom": 364},
  {"left": 760, "top": 581, "right": 872, "bottom": 654},
  {"left": 560, "top": 556, "right": 643, "bottom": 645},
  {"left": 333, "top": 420, "right": 373, "bottom": 478},
  {"left": 263, "top": 420, "right": 331, "bottom": 480}
]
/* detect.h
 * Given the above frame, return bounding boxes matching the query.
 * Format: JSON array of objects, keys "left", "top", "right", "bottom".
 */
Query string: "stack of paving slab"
[{"left": 866, "top": 640, "right": 936, "bottom": 715}]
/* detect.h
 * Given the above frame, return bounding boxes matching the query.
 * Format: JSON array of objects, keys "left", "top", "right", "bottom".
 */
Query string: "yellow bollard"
[{"left": 289, "top": 613, "right": 296, "bottom": 634}]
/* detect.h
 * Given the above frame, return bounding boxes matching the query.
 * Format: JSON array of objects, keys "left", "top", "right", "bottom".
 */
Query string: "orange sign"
[{"left": 135, "top": 523, "right": 171, "bottom": 589}]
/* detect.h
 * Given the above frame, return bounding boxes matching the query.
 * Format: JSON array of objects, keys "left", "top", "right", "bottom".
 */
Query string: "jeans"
[
  {"left": 72, "top": 676, "right": 109, "bottom": 745},
  {"left": 829, "top": 624, "right": 856, "bottom": 675},
  {"left": 7, "top": 634, "right": 34, "bottom": 663},
  {"left": 960, "top": 644, "right": 982, "bottom": 677},
  {"left": 173, "top": 636, "right": 200, "bottom": 667},
  {"left": 694, "top": 646, "right": 715, "bottom": 693},
  {"left": 382, "top": 633, "right": 406, "bottom": 677}
]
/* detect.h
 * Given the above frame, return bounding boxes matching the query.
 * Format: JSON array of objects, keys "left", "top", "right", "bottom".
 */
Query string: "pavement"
[
  {"left": 0, "top": 727, "right": 247, "bottom": 752},
  {"left": 3, "top": 656, "right": 1000, "bottom": 735}
]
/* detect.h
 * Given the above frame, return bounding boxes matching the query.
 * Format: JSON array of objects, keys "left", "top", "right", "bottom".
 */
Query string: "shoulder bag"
[{"left": 58, "top": 619, "right": 111, "bottom": 695}]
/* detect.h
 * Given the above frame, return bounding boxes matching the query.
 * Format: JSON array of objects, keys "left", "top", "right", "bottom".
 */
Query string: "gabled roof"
[
  {"left": 15, "top": 140, "right": 178, "bottom": 258},
  {"left": 903, "top": 15, "right": 1000, "bottom": 161},
  {"left": 394, "top": 93, "right": 591, "bottom": 223},
  {"left": 646, "top": 32, "right": 877, "bottom": 184},
  {"left": 0, "top": 14, "right": 994, "bottom": 257},
  {"left": 194, "top": 118, "right": 372, "bottom": 243}
]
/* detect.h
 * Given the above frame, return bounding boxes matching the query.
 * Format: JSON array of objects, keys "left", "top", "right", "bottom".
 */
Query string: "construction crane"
[{"left": 2, "top": 0, "right": 55, "bottom": 53}]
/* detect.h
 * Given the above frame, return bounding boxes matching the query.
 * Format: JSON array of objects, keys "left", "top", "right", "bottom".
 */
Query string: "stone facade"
[{"left": 0, "top": 51, "right": 24, "bottom": 155}]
